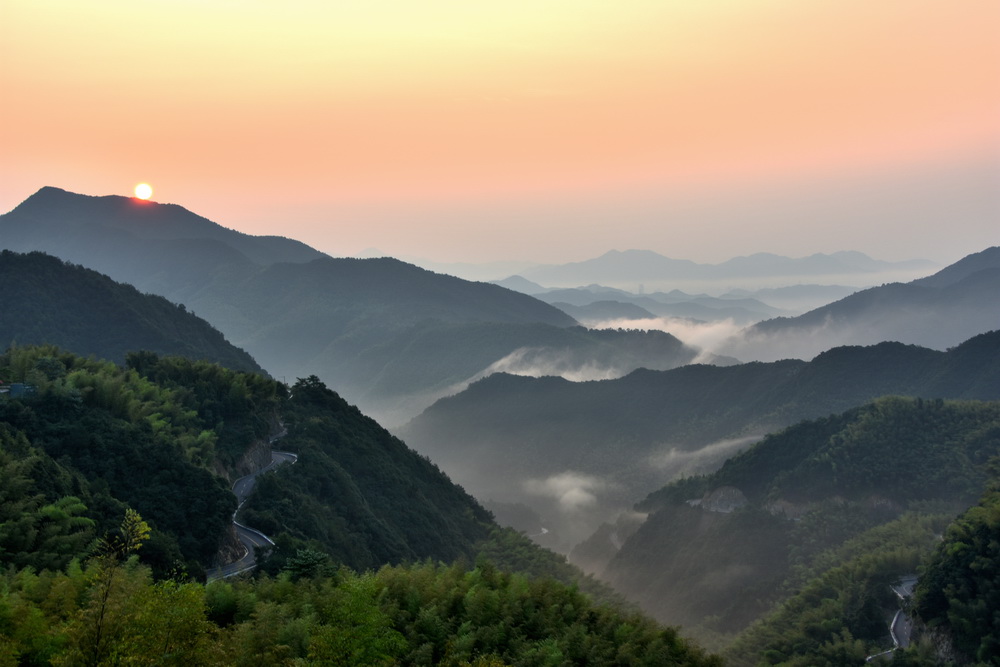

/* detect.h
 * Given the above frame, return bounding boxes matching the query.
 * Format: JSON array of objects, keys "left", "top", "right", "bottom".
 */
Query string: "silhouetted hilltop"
[
  {"left": 0, "top": 188, "right": 598, "bottom": 422},
  {"left": 2, "top": 188, "right": 732, "bottom": 424},
  {"left": 0, "top": 250, "right": 263, "bottom": 373},
  {"left": 232, "top": 255, "right": 577, "bottom": 332},
  {"left": 911, "top": 245, "right": 1000, "bottom": 288},
  {"left": 7, "top": 186, "right": 323, "bottom": 265},
  {"left": 725, "top": 246, "right": 1000, "bottom": 359}
]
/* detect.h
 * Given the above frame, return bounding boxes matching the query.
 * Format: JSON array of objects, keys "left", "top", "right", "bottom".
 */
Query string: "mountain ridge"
[
  {"left": 0, "top": 250, "right": 264, "bottom": 374},
  {"left": 726, "top": 246, "right": 1000, "bottom": 359},
  {"left": 518, "top": 247, "right": 936, "bottom": 287},
  {"left": 1, "top": 187, "right": 605, "bottom": 422},
  {"left": 399, "top": 330, "right": 1000, "bottom": 549},
  {"left": 8, "top": 186, "right": 325, "bottom": 266}
]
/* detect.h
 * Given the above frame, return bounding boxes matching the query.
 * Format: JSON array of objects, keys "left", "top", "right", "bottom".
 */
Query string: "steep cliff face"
[
  {"left": 212, "top": 414, "right": 284, "bottom": 481},
  {"left": 230, "top": 438, "right": 273, "bottom": 479},
  {"left": 213, "top": 526, "right": 246, "bottom": 567}
]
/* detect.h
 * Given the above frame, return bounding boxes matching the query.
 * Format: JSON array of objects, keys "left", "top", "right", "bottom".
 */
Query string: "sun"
[{"left": 134, "top": 183, "right": 153, "bottom": 200}]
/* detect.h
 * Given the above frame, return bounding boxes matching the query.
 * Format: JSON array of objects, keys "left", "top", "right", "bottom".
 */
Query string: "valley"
[
  {"left": 1, "top": 189, "right": 998, "bottom": 665},
  {"left": 5, "top": 3, "right": 997, "bottom": 662}
]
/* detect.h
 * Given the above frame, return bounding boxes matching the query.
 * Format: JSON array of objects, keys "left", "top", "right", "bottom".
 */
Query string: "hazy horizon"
[{"left": 3, "top": 1, "right": 997, "bottom": 268}]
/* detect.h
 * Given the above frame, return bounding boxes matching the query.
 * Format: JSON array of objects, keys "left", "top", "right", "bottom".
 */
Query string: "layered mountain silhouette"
[
  {"left": 0, "top": 250, "right": 263, "bottom": 373},
  {"left": 398, "top": 331, "right": 1000, "bottom": 548},
  {"left": 720, "top": 246, "right": 1000, "bottom": 361},
  {"left": 0, "top": 188, "right": 719, "bottom": 423},
  {"left": 534, "top": 286, "right": 790, "bottom": 325},
  {"left": 516, "top": 249, "right": 935, "bottom": 288}
]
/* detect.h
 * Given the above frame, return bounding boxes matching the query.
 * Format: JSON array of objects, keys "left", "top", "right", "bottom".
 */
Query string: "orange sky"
[{"left": 2, "top": 0, "right": 998, "bottom": 264}]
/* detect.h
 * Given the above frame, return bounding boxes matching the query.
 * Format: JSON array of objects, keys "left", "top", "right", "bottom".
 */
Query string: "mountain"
[
  {"left": 0, "top": 346, "right": 542, "bottom": 578},
  {"left": 534, "top": 286, "right": 790, "bottom": 325},
  {"left": 0, "top": 250, "right": 264, "bottom": 374},
  {"left": 724, "top": 247, "right": 1000, "bottom": 361},
  {"left": 240, "top": 373, "right": 495, "bottom": 571},
  {"left": 491, "top": 274, "right": 548, "bottom": 294},
  {"left": 550, "top": 300, "right": 658, "bottom": 322},
  {"left": 397, "top": 331, "right": 1000, "bottom": 550},
  {"left": 2, "top": 346, "right": 722, "bottom": 666},
  {"left": 911, "top": 244, "right": 1000, "bottom": 288},
  {"left": 0, "top": 347, "right": 283, "bottom": 574},
  {"left": 4, "top": 186, "right": 324, "bottom": 266},
  {"left": 912, "top": 485, "right": 1000, "bottom": 664},
  {"left": 719, "top": 284, "right": 858, "bottom": 312},
  {"left": 1, "top": 188, "right": 711, "bottom": 424},
  {"left": 605, "top": 396, "right": 1000, "bottom": 642},
  {"left": 518, "top": 249, "right": 936, "bottom": 289}
]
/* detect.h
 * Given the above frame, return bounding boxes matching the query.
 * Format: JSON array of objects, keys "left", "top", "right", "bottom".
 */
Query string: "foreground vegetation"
[
  {"left": 5, "top": 342, "right": 1000, "bottom": 664},
  {"left": 0, "top": 345, "right": 283, "bottom": 576},
  {"left": 913, "top": 483, "right": 1000, "bottom": 665},
  {"left": 1, "top": 345, "right": 719, "bottom": 665},
  {"left": 0, "top": 540, "right": 722, "bottom": 666}
]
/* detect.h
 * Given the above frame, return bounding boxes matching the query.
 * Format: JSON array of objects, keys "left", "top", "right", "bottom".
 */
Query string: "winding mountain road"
[
  {"left": 865, "top": 575, "right": 918, "bottom": 662},
  {"left": 206, "top": 435, "right": 297, "bottom": 581}
]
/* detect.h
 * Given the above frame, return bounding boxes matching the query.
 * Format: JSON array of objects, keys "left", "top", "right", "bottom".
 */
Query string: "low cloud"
[
  {"left": 582, "top": 316, "right": 745, "bottom": 363},
  {"left": 647, "top": 436, "right": 763, "bottom": 477},
  {"left": 438, "top": 348, "right": 629, "bottom": 401},
  {"left": 486, "top": 347, "right": 625, "bottom": 381},
  {"left": 584, "top": 315, "right": 862, "bottom": 364},
  {"left": 717, "top": 314, "right": 853, "bottom": 362},
  {"left": 524, "top": 471, "right": 608, "bottom": 512}
]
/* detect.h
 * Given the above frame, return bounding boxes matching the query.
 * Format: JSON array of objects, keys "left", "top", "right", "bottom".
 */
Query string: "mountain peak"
[
  {"left": 3, "top": 186, "right": 326, "bottom": 266},
  {"left": 11, "top": 185, "right": 209, "bottom": 229}
]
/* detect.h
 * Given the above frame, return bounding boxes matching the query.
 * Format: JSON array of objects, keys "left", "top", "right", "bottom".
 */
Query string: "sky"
[{"left": 2, "top": 0, "right": 998, "bottom": 266}]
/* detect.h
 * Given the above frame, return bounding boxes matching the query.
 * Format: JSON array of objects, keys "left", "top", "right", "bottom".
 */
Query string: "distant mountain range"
[
  {"left": 513, "top": 249, "right": 936, "bottom": 289},
  {"left": 398, "top": 330, "right": 1000, "bottom": 550},
  {"left": 494, "top": 264, "right": 911, "bottom": 325},
  {"left": 0, "top": 188, "right": 719, "bottom": 424},
  {"left": 531, "top": 285, "right": 791, "bottom": 325},
  {"left": 0, "top": 250, "right": 263, "bottom": 373},
  {"left": 722, "top": 246, "right": 1000, "bottom": 360}
]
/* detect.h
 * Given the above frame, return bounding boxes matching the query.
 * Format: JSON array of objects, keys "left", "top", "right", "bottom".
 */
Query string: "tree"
[{"left": 58, "top": 509, "right": 150, "bottom": 667}]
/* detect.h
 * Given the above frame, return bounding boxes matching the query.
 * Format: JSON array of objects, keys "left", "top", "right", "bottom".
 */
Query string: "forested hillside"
[
  {"left": 0, "top": 345, "right": 608, "bottom": 586},
  {"left": 241, "top": 374, "right": 494, "bottom": 570},
  {"left": 723, "top": 512, "right": 951, "bottom": 665},
  {"left": 0, "top": 345, "right": 721, "bottom": 666},
  {"left": 400, "top": 331, "right": 1000, "bottom": 548},
  {"left": 0, "top": 346, "right": 483, "bottom": 575},
  {"left": 912, "top": 483, "right": 1000, "bottom": 664},
  {"left": 0, "top": 346, "right": 284, "bottom": 576},
  {"left": 601, "top": 397, "right": 1000, "bottom": 651},
  {"left": 0, "top": 251, "right": 263, "bottom": 374},
  {"left": 0, "top": 552, "right": 722, "bottom": 666},
  {"left": 723, "top": 481, "right": 1000, "bottom": 666}
]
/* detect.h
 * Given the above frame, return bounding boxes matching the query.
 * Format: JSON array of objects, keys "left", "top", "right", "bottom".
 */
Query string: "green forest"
[
  {"left": 0, "top": 524, "right": 722, "bottom": 666},
  {"left": 1, "top": 345, "right": 718, "bottom": 665},
  {"left": 0, "top": 251, "right": 263, "bottom": 375},
  {"left": 4, "top": 340, "right": 1000, "bottom": 664},
  {"left": 607, "top": 396, "right": 1000, "bottom": 664}
]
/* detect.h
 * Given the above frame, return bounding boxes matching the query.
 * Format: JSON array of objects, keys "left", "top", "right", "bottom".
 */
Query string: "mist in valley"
[
  {"left": 406, "top": 421, "right": 768, "bottom": 555},
  {"left": 4, "top": 0, "right": 999, "bottom": 660}
]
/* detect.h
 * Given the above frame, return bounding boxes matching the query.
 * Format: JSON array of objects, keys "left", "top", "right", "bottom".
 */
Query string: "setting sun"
[{"left": 134, "top": 183, "right": 153, "bottom": 200}]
